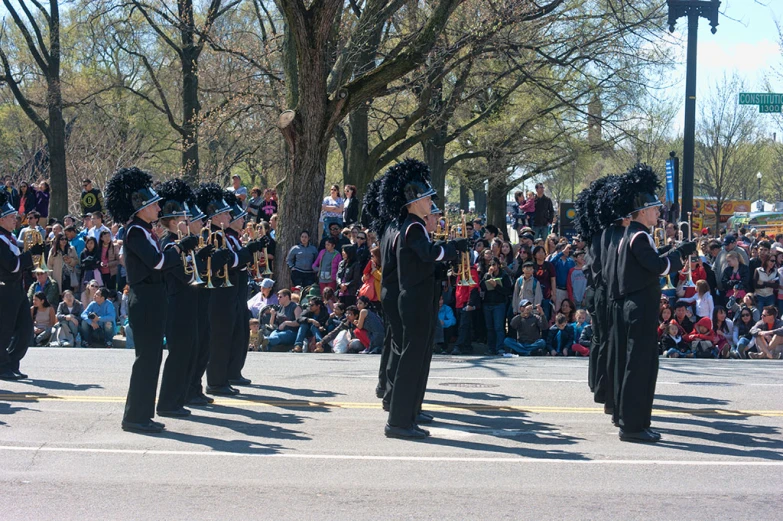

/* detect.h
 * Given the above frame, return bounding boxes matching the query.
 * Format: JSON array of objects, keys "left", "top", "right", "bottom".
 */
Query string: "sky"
[{"left": 668, "top": 0, "right": 782, "bottom": 134}]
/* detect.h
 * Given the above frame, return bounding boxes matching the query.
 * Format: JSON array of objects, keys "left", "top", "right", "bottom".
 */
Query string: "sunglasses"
[{"left": 357, "top": 236, "right": 366, "bottom": 240}]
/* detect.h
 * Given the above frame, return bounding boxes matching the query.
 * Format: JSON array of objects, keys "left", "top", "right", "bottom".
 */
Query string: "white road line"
[
  {"left": 340, "top": 375, "right": 783, "bottom": 386},
  {"left": 0, "top": 445, "right": 780, "bottom": 466}
]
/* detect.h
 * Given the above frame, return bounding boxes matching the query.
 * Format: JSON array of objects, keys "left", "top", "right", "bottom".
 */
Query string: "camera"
[
  {"left": 88, "top": 312, "right": 97, "bottom": 320},
  {"left": 296, "top": 316, "right": 309, "bottom": 325}
]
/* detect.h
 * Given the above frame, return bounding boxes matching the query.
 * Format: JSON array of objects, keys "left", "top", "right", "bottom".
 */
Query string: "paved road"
[{"left": 1, "top": 349, "right": 782, "bottom": 520}]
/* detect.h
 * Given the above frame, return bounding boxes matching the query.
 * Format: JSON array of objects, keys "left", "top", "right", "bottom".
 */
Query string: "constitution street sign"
[{"left": 739, "top": 93, "right": 783, "bottom": 105}]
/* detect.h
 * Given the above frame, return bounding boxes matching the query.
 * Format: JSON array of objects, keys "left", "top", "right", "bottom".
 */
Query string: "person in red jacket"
[{"left": 685, "top": 316, "right": 718, "bottom": 358}]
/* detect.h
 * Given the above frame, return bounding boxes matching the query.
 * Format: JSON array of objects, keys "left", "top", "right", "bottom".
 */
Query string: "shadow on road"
[
  {"left": 247, "top": 384, "right": 345, "bottom": 399},
  {"left": 230, "top": 392, "right": 334, "bottom": 413},
  {"left": 23, "top": 379, "right": 103, "bottom": 392},
  {"left": 181, "top": 409, "right": 311, "bottom": 443},
  {"left": 656, "top": 394, "right": 730, "bottom": 406},
  {"left": 160, "top": 429, "right": 287, "bottom": 455},
  {"left": 0, "top": 401, "right": 34, "bottom": 426},
  {"left": 427, "top": 388, "right": 518, "bottom": 402}
]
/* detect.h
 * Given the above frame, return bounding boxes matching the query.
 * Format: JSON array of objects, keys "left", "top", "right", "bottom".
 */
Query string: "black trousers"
[
  {"left": 388, "top": 286, "right": 434, "bottom": 427},
  {"left": 413, "top": 289, "right": 440, "bottom": 416},
  {"left": 187, "top": 288, "right": 211, "bottom": 399},
  {"left": 608, "top": 298, "right": 626, "bottom": 426},
  {"left": 586, "top": 285, "right": 597, "bottom": 392},
  {"left": 0, "top": 280, "right": 32, "bottom": 372},
  {"left": 228, "top": 271, "right": 250, "bottom": 380},
  {"left": 206, "top": 283, "right": 238, "bottom": 387},
  {"left": 618, "top": 285, "right": 660, "bottom": 432},
  {"left": 377, "top": 288, "right": 401, "bottom": 401},
  {"left": 123, "top": 283, "right": 166, "bottom": 424},
  {"left": 591, "top": 285, "right": 610, "bottom": 404},
  {"left": 158, "top": 286, "right": 199, "bottom": 411}
]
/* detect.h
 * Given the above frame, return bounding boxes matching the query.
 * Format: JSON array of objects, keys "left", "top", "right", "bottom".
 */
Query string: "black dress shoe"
[
  {"left": 619, "top": 429, "right": 659, "bottom": 443},
  {"left": 603, "top": 404, "right": 614, "bottom": 415},
  {"left": 228, "top": 376, "right": 252, "bottom": 386},
  {"left": 151, "top": 420, "right": 165, "bottom": 430},
  {"left": 415, "top": 412, "right": 433, "bottom": 424},
  {"left": 375, "top": 386, "right": 384, "bottom": 399},
  {"left": 156, "top": 407, "right": 191, "bottom": 418},
  {"left": 413, "top": 424, "right": 430, "bottom": 436},
  {"left": 206, "top": 385, "right": 240, "bottom": 396},
  {"left": 13, "top": 370, "right": 27, "bottom": 379},
  {"left": 384, "top": 423, "right": 427, "bottom": 439},
  {"left": 645, "top": 428, "right": 662, "bottom": 440},
  {"left": 122, "top": 420, "right": 164, "bottom": 434},
  {"left": 0, "top": 369, "right": 21, "bottom": 381},
  {"left": 186, "top": 395, "right": 212, "bottom": 406}
]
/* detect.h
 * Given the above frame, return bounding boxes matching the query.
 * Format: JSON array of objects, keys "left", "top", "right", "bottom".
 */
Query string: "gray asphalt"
[{"left": 1, "top": 348, "right": 782, "bottom": 520}]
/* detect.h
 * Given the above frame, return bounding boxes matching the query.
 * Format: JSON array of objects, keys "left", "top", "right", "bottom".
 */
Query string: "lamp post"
[
  {"left": 757, "top": 172, "right": 763, "bottom": 212},
  {"left": 668, "top": 0, "right": 720, "bottom": 220}
]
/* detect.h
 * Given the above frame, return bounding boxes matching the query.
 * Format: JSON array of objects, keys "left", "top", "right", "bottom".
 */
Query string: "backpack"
[{"left": 516, "top": 276, "right": 538, "bottom": 299}]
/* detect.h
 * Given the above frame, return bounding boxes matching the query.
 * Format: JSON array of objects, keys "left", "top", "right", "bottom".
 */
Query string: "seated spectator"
[
  {"left": 672, "top": 301, "right": 694, "bottom": 334},
  {"left": 434, "top": 295, "right": 456, "bottom": 354},
  {"left": 322, "top": 286, "right": 338, "bottom": 314},
  {"left": 658, "top": 304, "right": 673, "bottom": 338},
  {"left": 570, "top": 309, "right": 590, "bottom": 356},
  {"left": 504, "top": 300, "right": 547, "bottom": 356},
  {"left": 678, "top": 280, "right": 714, "bottom": 320},
  {"left": 317, "top": 304, "right": 351, "bottom": 353},
  {"left": 660, "top": 320, "right": 691, "bottom": 358},
  {"left": 28, "top": 268, "right": 60, "bottom": 307},
  {"left": 749, "top": 305, "right": 783, "bottom": 359},
  {"left": 354, "top": 296, "right": 385, "bottom": 354},
  {"left": 293, "top": 296, "right": 329, "bottom": 353},
  {"left": 547, "top": 313, "right": 575, "bottom": 356},
  {"left": 248, "top": 278, "right": 278, "bottom": 319},
  {"left": 248, "top": 319, "right": 265, "bottom": 351},
  {"left": 52, "top": 290, "right": 83, "bottom": 347},
  {"left": 712, "top": 306, "right": 733, "bottom": 358},
  {"left": 731, "top": 307, "right": 756, "bottom": 359},
  {"left": 577, "top": 320, "right": 592, "bottom": 352},
  {"left": 79, "top": 287, "right": 116, "bottom": 347},
  {"left": 685, "top": 317, "right": 718, "bottom": 358},
  {"left": 30, "top": 291, "right": 56, "bottom": 346},
  {"left": 266, "top": 289, "right": 302, "bottom": 349},
  {"left": 558, "top": 298, "right": 576, "bottom": 323}
]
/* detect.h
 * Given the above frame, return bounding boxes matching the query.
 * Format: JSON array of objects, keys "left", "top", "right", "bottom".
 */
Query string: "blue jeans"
[
  {"left": 503, "top": 337, "right": 545, "bottom": 355},
  {"left": 79, "top": 320, "right": 114, "bottom": 346},
  {"left": 295, "top": 323, "right": 323, "bottom": 349},
  {"left": 483, "top": 303, "right": 506, "bottom": 353},
  {"left": 268, "top": 329, "right": 297, "bottom": 347},
  {"left": 756, "top": 294, "right": 775, "bottom": 309},
  {"left": 533, "top": 225, "right": 550, "bottom": 240}
]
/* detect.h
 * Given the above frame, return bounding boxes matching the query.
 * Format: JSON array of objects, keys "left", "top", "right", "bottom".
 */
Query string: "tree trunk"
[
  {"left": 346, "top": 106, "right": 371, "bottom": 190},
  {"left": 487, "top": 178, "right": 509, "bottom": 237},
  {"left": 47, "top": 92, "right": 67, "bottom": 219},
  {"left": 423, "top": 123, "right": 447, "bottom": 199},
  {"left": 473, "top": 185, "right": 487, "bottom": 216},
  {"left": 459, "top": 182, "right": 469, "bottom": 212},
  {"left": 181, "top": 47, "right": 201, "bottom": 184}
]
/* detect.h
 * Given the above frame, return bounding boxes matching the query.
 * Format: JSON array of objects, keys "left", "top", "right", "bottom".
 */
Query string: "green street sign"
[
  {"left": 739, "top": 93, "right": 783, "bottom": 105},
  {"left": 759, "top": 104, "right": 782, "bottom": 113}
]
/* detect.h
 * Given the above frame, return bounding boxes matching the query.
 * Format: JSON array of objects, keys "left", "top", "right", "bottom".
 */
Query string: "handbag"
[{"left": 358, "top": 279, "right": 376, "bottom": 301}]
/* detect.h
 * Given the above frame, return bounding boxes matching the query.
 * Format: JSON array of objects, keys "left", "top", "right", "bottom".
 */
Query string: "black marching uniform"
[
  {"left": 616, "top": 222, "right": 683, "bottom": 433},
  {"left": 186, "top": 227, "right": 212, "bottom": 404},
  {"left": 587, "top": 230, "right": 608, "bottom": 403},
  {"left": 389, "top": 214, "right": 457, "bottom": 428},
  {"left": 376, "top": 222, "right": 402, "bottom": 405},
  {"left": 226, "top": 229, "right": 251, "bottom": 382},
  {"left": 0, "top": 226, "right": 35, "bottom": 377},
  {"left": 157, "top": 230, "right": 199, "bottom": 413},
  {"left": 123, "top": 217, "right": 182, "bottom": 424},
  {"left": 602, "top": 222, "right": 626, "bottom": 422}
]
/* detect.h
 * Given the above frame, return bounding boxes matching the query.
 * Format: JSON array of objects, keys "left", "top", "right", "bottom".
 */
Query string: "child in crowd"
[
  {"left": 547, "top": 313, "right": 574, "bottom": 356},
  {"left": 567, "top": 250, "right": 587, "bottom": 309},
  {"left": 661, "top": 320, "right": 691, "bottom": 358},
  {"left": 521, "top": 191, "right": 536, "bottom": 227},
  {"left": 570, "top": 309, "right": 590, "bottom": 356},
  {"left": 248, "top": 318, "right": 263, "bottom": 351},
  {"left": 686, "top": 317, "right": 719, "bottom": 358},
  {"left": 434, "top": 295, "right": 456, "bottom": 354},
  {"left": 677, "top": 279, "right": 714, "bottom": 320},
  {"left": 658, "top": 304, "right": 673, "bottom": 338}
]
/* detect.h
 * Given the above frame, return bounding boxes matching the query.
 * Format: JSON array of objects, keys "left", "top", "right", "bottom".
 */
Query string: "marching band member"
[
  {"left": 0, "top": 191, "right": 41, "bottom": 380},
  {"left": 106, "top": 167, "right": 198, "bottom": 434}
]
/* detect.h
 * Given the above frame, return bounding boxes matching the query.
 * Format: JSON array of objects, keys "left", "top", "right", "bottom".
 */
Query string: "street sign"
[
  {"left": 759, "top": 104, "right": 782, "bottom": 114},
  {"left": 739, "top": 93, "right": 783, "bottom": 105}
]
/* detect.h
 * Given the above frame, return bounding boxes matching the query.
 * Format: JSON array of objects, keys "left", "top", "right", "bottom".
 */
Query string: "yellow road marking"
[{"left": 1, "top": 394, "right": 782, "bottom": 417}]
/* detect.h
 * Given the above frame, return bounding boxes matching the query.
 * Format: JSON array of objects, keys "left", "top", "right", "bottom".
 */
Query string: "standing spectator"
[
  {"left": 504, "top": 300, "right": 547, "bottom": 355},
  {"left": 312, "top": 237, "right": 341, "bottom": 293},
  {"left": 714, "top": 235, "right": 749, "bottom": 298},
  {"left": 342, "top": 185, "right": 359, "bottom": 227},
  {"left": 52, "top": 290, "right": 83, "bottom": 346},
  {"left": 79, "top": 179, "right": 104, "bottom": 216},
  {"left": 27, "top": 268, "right": 60, "bottom": 307},
  {"left": 246, "top": 187, "right": 263, "bottom": 223},
  {"left": 3, "top": 175, "right": 19, "bottom": 209},
  {"left": 97, "top": 230, "right": 119, "bottom": 291},
  {"left": 532, "top": 245, "right": 556, "bottom": 320},
  {"left": 35, "top": 181, "right": 50, "bottom": 218},
  {"left": 87, "top": 211, "right": 111, "bottom": 242},
  {"left": 319, "top": 221, "right": 351, "bottom": 251},
  {"left": 480, "top": 257, "right": 513, "bottom": 355},
  {"left": 336, "top": 244, "right": 361, "bottom": 307},
  {"left": 678, "top": 279, "right": 714, "bottom": 321},
  {"left": 49, "top": 233, "right": 80, "bottom": 293},
  {"left": 64, "top": 225, "right": 85, "bottom": 257},
  {"left": 80, "top": 237, "right": 100, "bottom": 289},
  {"left": 753, "top": 255, "right": 778, "bottom": 309},
  {"left": 30, "top": 291, "right": 56, "bottom": 346},
  {"left": 532, "top": 182, "right": 555, "bottom": 239},
  {"left": 269, "top": 214, "right": 278, "bottom": 239},
  {"left": 721, "top": 251, "right": 750, "bottom": 303},
  {"left": 321, "top": 184, "right": 344, "bottom": 236},
  {"left": 512, "top": 260, "right": 543, "bottom": 311},
  {"left": 354, "top": 229, "right": 370, "bottom": 271},
  {"left": 362, "top": 246, "right": 382, "bottom": 309},
  {"left": 226, "top": 174, "right": 247, "bottom": 207},
  {"left": 260, "top": 189, "right": 278, "bottom": 222},
  {"left": 79, "top": 287, "right": 116, "bottom": 347},
  {"left": 286, "top": 230, "right": 318, "bottom": 288},
  {"left": 551, "top": 243, "right": 575, "bottom": 310},
  {"left": 16, "top": 181, "right": 36, "bottom": 217},
  {"left": 454, "top": 266, "right": 480, "bottom": 355},
  {"left": 567, "top": 250, "right": 588, "bottom": 309},
  {"left": 748, "top": 240, "right": 770, "bottom": 291}
]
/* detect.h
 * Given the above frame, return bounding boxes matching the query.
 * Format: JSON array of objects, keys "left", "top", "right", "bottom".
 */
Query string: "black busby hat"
[
  {"left": 0, "top": 188, "right": 17, "bottom": 219},
  {"left": 223, "top": 189, "right": 246, "bottom": 223},
  {"left": 378, "top": 158, "right": 437, "bottom": 225},
  {"left": 618, "top": 163, "right": 662, "bottom": 215},
  {"left": 105, "top": 167, "right": 161, "bottom": 223},
  {"left": 195, "top": 183, "right": 231, "bottom": 217},
  {"left": 361, "top": 177, "right": 383, "bottom": 233},
  {"left": 594, "top": 175, "right": 624, "bottom": 226},
  {"left": 157, "top": 178, "right": 194, "bottom": 219}
]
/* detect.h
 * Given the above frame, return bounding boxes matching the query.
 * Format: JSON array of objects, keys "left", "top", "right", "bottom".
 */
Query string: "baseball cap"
[
  {"left": 260, "top": 278, "right": 274, "bottom": 289},
  {"left": 518, "top": 299, "right": 532, "bottom": 308},
  {"left": 723, "top": 234, "right": 736, "bottom": 245}
]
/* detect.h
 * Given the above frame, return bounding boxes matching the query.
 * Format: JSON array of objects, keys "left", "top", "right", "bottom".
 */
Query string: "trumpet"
[
  {"left": 23, "top": 229, "right": 50, "bottom": 272},
  {"left": 178, "top": 225, "right": 204, "bottom": 286},
  {"left": 456, "top": 211, "right": 475, "bottom": 286},
  {"left": 209, "top": 223, "right": 233, "bottom": 288}
]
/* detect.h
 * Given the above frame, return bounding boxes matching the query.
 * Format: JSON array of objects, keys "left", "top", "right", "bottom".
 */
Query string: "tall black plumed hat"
[
  {"left": 573, "top": 185, "right": 594, "bottom": 241},
  {"left": 361, "top": 177, "right": 383, "bottom": 233},
  {"left": 618, "top": 163, "right": 662, "bottom": 215},
  {"left": 195, "top": 183, "right": 231, "bottom": 218},
  {"left": 223, "top": 189, "right": 247, "bottom": 223},
  {"left": 157, "top": 178, "right": 193, "bottom": 219},
  {"left": 0, "top": 187, "right": 16, "bottom": 218},
  {"left": 378, "top": 158, "right": 437, "bottom": 225},
  {"left": 105, "top": 167, "right": 161, "bottom": 223}
]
